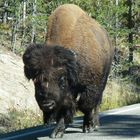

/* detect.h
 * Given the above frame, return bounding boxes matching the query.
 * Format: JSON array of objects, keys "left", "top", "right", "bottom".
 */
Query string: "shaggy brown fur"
[
  {"left": 23, "top": 4, "right": 114, "bottom": 138},
  {"left": 47, "top": 4, "right": 113, "bottom": 91}
]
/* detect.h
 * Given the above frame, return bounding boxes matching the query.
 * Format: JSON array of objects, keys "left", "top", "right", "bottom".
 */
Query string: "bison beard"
[{"left": 23, "top": 4, "right": 114, "bottom": 138}]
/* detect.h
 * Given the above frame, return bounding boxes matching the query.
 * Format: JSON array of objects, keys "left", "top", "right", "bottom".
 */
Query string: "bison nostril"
[
  {"left": 44, "top": 100, "right": 56, "bottom": 109},
  {"left": 46, "top": 101, "right": 55, "bottom": 106}
]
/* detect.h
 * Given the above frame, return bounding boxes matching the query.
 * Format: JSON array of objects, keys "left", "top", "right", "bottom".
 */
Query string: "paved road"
[{"left": 0, "top": 104, "right": 140, "bottom": 140}]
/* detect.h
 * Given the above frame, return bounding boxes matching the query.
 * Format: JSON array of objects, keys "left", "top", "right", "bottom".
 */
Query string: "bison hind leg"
[
  {"left": 92, "top": 105, "right": 100, "bottom": 131},
  {"left": 83, "top": 105, "right": 100, "bottom": 133}
]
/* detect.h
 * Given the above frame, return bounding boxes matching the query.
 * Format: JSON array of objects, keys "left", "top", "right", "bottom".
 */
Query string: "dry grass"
[
  {"left": 0, "top": 108, "right": 42, "bottom": 134},
  {"left": 101, "top": 77, "right": 140, "bottom": 111}
]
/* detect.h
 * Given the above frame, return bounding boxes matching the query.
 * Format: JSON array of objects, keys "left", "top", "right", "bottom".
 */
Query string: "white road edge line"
[{"left": 103, "top": 105, "right": 140, "bottom": 115}]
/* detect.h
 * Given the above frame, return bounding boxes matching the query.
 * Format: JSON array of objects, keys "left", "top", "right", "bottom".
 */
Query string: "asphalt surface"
[{"left": 0, "top": 104, "right": 140, "bottom": 140}]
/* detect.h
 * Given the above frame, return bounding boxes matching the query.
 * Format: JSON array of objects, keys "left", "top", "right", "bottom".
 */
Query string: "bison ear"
[
  {"left": 56, "top": 48, "right": 79, "bottom": 88},
  {"left": 22, "top": 43, "right": 43, "bottom": 80},
  {"left": 24, "top": 66, "right": 37, "bottom": 80},
  {"left": 66, "top": 52, "right": 79, "bottom": 88}
]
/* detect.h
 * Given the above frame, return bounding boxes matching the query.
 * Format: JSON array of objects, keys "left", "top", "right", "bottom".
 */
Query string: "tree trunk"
[
  {"left": 115, "top": 0, "right": 119, "bottom": 47},
  {"left": 127, "top": 0, "right": 134, "bottom": 63},
  {"left": 11, "top": 3, "right": 21, "bottom": 52},
  {"left": 3, "top": 0, "right": 8, "bottom": 24},
  {"left": 31, "top": 0, "right": 37, "bottom": 43},
  {"left": 11, "top": 23, "right": 17, "bottom": 52},
  {"left": 23, "top": 0, "right": 26, "bottom": 28},
  {"left": 21, "top": 0, "right": 27, "bottom": 47}
]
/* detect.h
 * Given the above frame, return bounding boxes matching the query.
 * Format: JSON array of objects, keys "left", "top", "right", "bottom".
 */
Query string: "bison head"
[{"left": 23, "top": 44, "right": 79, "bottom": 112}]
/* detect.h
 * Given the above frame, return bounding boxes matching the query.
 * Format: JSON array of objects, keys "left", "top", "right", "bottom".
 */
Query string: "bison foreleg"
[
  {"left": 43, "top": 111, "right": 55, "bottom": 125},
  {"left": 50, "top": 117, "right": 65, "bottom": 138},
  {"left": 43, "top": 111, "right": 50, "bottom": 125}
]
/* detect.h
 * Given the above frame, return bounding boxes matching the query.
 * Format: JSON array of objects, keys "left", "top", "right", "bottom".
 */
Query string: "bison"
[{"left": 23, "top": 4, "right": 114, "bottom": 138}]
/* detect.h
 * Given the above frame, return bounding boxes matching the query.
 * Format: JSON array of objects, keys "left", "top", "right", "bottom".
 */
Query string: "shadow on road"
[{"left": 99, "top": 114, "right": 140, "bottom": 138}]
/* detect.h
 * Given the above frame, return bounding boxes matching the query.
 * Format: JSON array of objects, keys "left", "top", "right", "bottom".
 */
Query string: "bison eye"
[
  {"left": 43, "top": 77, "right": 48, "bottom": 82},
  {"left": 59, "top": 76, "right": 66, "bottom": 89}
]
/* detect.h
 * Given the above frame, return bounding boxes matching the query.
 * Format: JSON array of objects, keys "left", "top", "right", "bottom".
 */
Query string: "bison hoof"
[
  {"left": 93, "top": 125, "right": 99, "bottom": 131},
  {"left": 50, "top": 131, "right": 64, "bottom": 138},
  {"left": 50, "top": 128, "right": 65, "bottom": 138},
  {"left": 83, "top": 125, "right": 99, "bottom": 133}
]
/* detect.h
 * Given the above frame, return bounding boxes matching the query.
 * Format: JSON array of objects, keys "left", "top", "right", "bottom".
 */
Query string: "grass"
[{"left": 0, "top": 108, "right": 43, "bottom": 134}]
